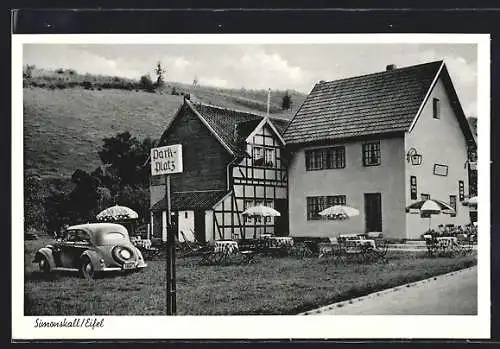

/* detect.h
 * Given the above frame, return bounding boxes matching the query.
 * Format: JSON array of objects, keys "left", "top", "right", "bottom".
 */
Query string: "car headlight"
[{"left": 119, "top": 249, "right": 131, "bottom": 259}]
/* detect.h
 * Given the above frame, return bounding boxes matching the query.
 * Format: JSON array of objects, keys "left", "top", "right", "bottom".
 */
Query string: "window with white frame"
[
  {"left": 253, "top": 146, "right": 275, "bottom": 167},
  {"left": 253, "top": 146, "right": 264, "bottom": 166},
  {"left": 264, "top": 148, "right": 275, "bottom": 167}
]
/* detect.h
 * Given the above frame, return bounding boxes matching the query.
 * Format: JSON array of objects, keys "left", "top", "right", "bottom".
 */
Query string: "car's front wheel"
[
  {"left": 38, "top": 256, "right": 51, "bottom": 273},
  {"left": 80, "top": 257, "right": 95, "bottom": 280}
]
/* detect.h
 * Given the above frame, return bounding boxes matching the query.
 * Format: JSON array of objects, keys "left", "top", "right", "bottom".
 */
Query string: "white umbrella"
[
  {"left": 242, "top": 204, "right": 281, "bottom": 217},
  {"left": 464, "top": 196, "right": 478, "bottom": 206},
  {"left": 406, "top": 199, "right": 455, "bottom": 232},
  {"left": 96, "top": 204, "right": 139, "bottom": 221},
  {"left": 319, "top": 205, "right": 360, "bottom": 220}
]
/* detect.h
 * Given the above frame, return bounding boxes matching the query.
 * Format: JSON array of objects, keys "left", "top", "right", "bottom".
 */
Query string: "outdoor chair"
[
  {"left": 198, "top": 241, "right": 257, "bottom": 266},
  {"left": 177, "top": 230, "right": 206, "bottom": 258}
]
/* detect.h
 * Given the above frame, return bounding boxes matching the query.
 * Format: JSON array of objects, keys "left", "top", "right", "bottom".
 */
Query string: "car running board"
[{"left": 52, "top": 267, "right": 79, "bottom": 272}]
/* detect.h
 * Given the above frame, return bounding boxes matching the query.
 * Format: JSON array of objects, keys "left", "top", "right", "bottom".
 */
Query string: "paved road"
[{"left": 312, "top": 267, "right": 477, "bottom": 315}]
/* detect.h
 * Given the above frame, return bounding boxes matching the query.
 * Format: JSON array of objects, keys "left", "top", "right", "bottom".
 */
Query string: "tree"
[
  {"left": 23, "top": 64, "right": 35, "bottom": 79},
  {"left": 467, "top": 116, "right": 478, "bottom": 137},
  {"left": 139, "top": 74, "right": 155, "bottom": 93},
  {"left": 154, "top": 62, "right": 166, "bottom": 89},
  {"left": 98, "top": 131, "right": 157, "bottom": 188},
  {"left": 281, "top": 91, "right": 292, "bottom": 110},
  {"left": 115, "top": 186, "right": 150, "bottom": 224},
  {"left": 24, "top": 173, "right": 45, "bottom": 231}
]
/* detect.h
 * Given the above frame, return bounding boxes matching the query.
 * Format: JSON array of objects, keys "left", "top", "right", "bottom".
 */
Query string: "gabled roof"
[
  {"left": 151, "top": 190, "right": 228, "bottom": 211},
  {"left": 185, "top": 100, "right": 290, "bottom": 156},
  {"left": 284, "top": 61, "right": 447, "bottom": 145}
]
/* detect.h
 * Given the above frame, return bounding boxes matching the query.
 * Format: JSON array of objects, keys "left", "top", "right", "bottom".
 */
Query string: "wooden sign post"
[{"left": 151, "top": 144, "right": 183, "bottom": 315}]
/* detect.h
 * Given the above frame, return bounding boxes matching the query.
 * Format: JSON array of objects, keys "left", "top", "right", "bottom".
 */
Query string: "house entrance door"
[{"left": 364, "top": 193, "right": 382, "bottom": 232}]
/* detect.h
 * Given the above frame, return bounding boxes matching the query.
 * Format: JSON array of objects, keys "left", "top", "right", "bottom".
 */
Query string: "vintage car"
[{"left": 33, "top": 223, "right": 147, "bottom": 279}]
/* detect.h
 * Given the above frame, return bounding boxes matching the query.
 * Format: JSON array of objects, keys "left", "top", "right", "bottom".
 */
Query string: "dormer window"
[
  {"left": 253, "top": 146, "right": 265, "bottom": 166},
  {"left": 264, "top": 148, "right": 274, "bottom": 167},
  {"left": 433, "top": 98, "right": 440, "bottom": 119},
  {"left": 253, "top": 146, "right": 275, "bottom": 167}
]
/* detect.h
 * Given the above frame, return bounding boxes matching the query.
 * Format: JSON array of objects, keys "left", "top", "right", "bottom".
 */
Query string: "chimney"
[{"left": 386, "top": 64, "right": 397, "bottom": 71}]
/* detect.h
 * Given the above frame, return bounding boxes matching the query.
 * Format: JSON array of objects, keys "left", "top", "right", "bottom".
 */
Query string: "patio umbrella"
[
  {"left": 242, "top": 204, "right": 281, "bottom": 217},
  {"left": 319, "top": 205, "right": 360, "bottom": 220},
  {"left": 96, "top": 204, "right": 139, "bottom": 221},
  {"left": 406, "top": 199, "right": 455, "bottom": 232},
  {"left": 464, "top": 196, "right": 478, "bottom": 206},
  {"left": 242, "top": 205, "right": 280, "bottom": 239}
]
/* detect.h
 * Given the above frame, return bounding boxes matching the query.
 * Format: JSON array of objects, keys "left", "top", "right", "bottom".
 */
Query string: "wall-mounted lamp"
[{"left": 406, "top": 148, "right": 422, "bottom": 165}]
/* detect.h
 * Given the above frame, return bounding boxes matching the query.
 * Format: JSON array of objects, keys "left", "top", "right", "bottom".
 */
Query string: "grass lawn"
[{"left": 24, "top": 237, "right": 477, "bottom": 316}]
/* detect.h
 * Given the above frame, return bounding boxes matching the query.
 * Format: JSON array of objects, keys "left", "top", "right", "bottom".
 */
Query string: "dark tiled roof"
[
  {"left": 151, "top": 190, "right": 228, "bottom": 211},
  {"left": 284, "top": 61, "right": 443, "bottom": 145},
  {"left": 188, "top": 102, "right": 289, "bottom": 154}
]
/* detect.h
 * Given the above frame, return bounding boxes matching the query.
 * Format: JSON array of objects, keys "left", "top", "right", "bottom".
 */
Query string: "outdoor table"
[
  {"left": 134, "top": 238, "right": 152, "bottom": 249},
  {"left": 214, "top": 240, "right": 239, "bottom": 255},
  {"left": 200, "top": 240, "right": 256, "bottom": 265},
  {"left": 268, "top": 236, "right": 294, "bottom": 248},
  {"left": 425, "top": 236, "right": 463, "bottom": 257}
]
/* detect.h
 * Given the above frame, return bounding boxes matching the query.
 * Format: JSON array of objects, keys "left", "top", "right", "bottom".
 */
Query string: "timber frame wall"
[{"left": 213, "top": 123, "right": 288, "bottom": 239}]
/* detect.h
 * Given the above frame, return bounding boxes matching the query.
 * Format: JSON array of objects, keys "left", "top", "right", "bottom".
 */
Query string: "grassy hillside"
[
  {"left": 23, "top": 84, "right": 305, "bottom": 179},
  {"left": 24, "top": 88, "right": 184, "bottom": 178}
]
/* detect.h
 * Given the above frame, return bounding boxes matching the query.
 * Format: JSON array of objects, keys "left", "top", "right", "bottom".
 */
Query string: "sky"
[{"left": 23, "top": 43, "right": 478, "bottom": 116}]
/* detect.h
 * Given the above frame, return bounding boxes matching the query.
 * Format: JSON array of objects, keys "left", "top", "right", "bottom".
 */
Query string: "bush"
[{"left": 139, "top": 74, "right": 155, "bottom": 93}]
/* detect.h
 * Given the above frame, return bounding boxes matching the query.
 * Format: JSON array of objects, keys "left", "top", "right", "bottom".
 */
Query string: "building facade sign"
[
  {"left": 433, "top": 164, "right": 448, "bottom": 176},
  {"left": 151, "top": 144, "right": 183, "bottom": 176}
]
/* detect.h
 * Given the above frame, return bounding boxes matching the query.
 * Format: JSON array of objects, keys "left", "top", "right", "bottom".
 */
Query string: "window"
[
  {"left": 253, "top": 146, "right": 264, "bottom": 166},
  {"left": 306, "top": 195, "right": 347, "bottom": 220},
  {"left": 410, "top": 176, "right": 418, "bottom": 200},
  {"left": 66, "top": 230, "right": 91, "bottom": 244},
  {"left": 362, "top": 141, "right": 381, "bottom": 166},
  {"left": 255, "top": 200, "right": 263, "bottom": 223},
  {"left": 264, "top": 148, "right": 275, "bottom": 167},
  {"left": 253, "top": 146, "right": 275, "bottom": 167},
  {"left": 184, "top": 212, "right": 188, "bottom": 219},
  {"left": 306, "top": 149, "right": 323, "bottom": 170},
  {"left": 449, "top": 195, "right": 457, "bottom": 217},
  {"left": 421, "top": 193, "right": 430, "bottom": 200},
  {"left": 305, "top": 147, "right": 345, "bottom": 171},
  {"left": 458, "top": 180, "right": 465, "bottom": 201},
  {"left": 265, "top": 199, "right": 273, "bottom": 223},
  {"left": 244, "top": 199, "right": 253, "bottom": 223},
  {"left": 325, "top": 147, "right": 345, "bottom": 169},
  {"left": 433, "top": 98, "right": 440, "bottom": 119}
]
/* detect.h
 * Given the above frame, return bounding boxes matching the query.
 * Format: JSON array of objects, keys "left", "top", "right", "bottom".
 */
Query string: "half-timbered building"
[{"left": 150, "top": 98, "right": 289, "bottom": 242}]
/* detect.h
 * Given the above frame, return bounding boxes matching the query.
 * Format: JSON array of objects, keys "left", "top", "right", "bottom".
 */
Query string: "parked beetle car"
[{"left": 33, "top": 223, "right": 147, "bottom": 279}]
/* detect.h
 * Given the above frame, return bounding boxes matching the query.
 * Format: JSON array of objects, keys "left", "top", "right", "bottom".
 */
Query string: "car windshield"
[{"left": 95, "top": 231, "right": 129, "bottom": 245}]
